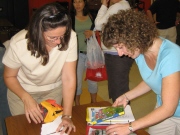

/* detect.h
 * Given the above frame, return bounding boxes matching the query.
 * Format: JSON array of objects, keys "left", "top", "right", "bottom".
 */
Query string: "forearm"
[
  {"left": 5, "top": 77, "right": 28, "bottom": 97},
  {"left": 132, "top": 106, "right": 174, "bottom": 132},
  {"left": 146, "top": 10, "right": 155, "bottom": 23},
  {"left": 61, "top": 61, "right": 77, "bottom": 116},
  {"left": 62, "top": 77, "right": 76, "bottom": 116},
  {"left": 4, "top": 67, "right": 29, "bottom": 101},
  {"left": 124, "top": 81, "right": 151, "bottom": 101}
]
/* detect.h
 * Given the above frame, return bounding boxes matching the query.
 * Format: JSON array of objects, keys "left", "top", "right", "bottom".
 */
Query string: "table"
[{"left": 5, "top": 101, "right": 149, "bottom": 135}]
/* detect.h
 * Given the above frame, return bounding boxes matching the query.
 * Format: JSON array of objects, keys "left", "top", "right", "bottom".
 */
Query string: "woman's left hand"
[
  {"left": 84, "top": 30, "right": 93, "bottom": 39},
  {"left": 56, "top": 117, "right": 76, "bottom": 135},
  {"left": 106, "top": 123, "right": 130, "bottom": 135}
]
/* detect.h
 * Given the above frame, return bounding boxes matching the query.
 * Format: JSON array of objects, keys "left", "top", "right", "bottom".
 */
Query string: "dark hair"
[
  {"left": 102, "top": 9, "right": 159, "bottom": 54},
  {"left": 71, "top": 0, "right": 89, "bottom": 16},
  {"left": 26, "top": 2, "right": 72, "bottom": 65}
]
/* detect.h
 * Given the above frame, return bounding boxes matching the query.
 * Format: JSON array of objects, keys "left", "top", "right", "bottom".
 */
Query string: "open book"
[{"left": 86, "top": 105, "right": 135, "bottom": 125}]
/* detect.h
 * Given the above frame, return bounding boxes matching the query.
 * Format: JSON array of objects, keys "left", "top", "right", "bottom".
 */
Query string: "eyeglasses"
[{"left": 44, "top": 33, "right": 64, "bottom": 43}]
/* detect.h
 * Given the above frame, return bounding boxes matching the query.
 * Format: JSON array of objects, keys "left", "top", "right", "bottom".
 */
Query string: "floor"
[{"left": 80, "top": 61, "right": 156, "bottom": 120}]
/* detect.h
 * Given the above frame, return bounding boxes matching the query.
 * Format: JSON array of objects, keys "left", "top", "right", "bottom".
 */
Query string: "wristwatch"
[
  {"left": 62, "top": 115, "right": 72, "bottom": 119},
  {"left": 128, "top": 122, "right": 133, "bottom": 133}
]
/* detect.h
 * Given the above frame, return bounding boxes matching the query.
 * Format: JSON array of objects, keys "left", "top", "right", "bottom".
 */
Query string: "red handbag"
[{"left": 85, "top": 66, "right": 108, "bottom": 82}]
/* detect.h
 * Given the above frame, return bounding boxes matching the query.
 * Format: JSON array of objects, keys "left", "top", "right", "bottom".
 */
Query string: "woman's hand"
[
  {"left": 22, "top": 94, "right": 43, "bottom": 124},
  {"left": 106, "top": 123, "right": 131, "bottom": 135},
  {"left": 113, "top": 94, "right": 129, "bottom": 108},
  {"left": 84, "top": 30, "right": 93, "bottom": 39},
  {"left": 56, "top": 117, "right": 76, "bottom": 135}
]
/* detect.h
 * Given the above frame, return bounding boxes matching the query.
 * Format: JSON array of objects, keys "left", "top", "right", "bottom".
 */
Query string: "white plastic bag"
[{"left": 86, "top": 31, "right": 105, "bottom": 69}]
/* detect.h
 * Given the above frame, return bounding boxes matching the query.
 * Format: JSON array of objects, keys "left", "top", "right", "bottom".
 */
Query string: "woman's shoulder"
[
  {"left": 8, "top": 29, "right": 28, "bottom": 50},
  {"left": 112, "top": 0, "right": 130, "bottom": 9},
  {"left": 160, "top": 39, "right": 180, "bottom": 57},
  {"left": 10, "top": 29, "right": 27, "bottom": 45},
  {"left": 70, "top": 30, "right": 76, "bottom": 37}
]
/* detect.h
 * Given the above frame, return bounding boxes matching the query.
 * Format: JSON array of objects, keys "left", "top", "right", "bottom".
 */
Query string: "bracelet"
[
  {"left": 62, "top": 115, "right": 72, "bottom": 119},
  {"left": 128, "top": 122, "right": 133, "bottom": 133},
  {"left": 124, "top": 94, "right": 129, "bottom": 103}
]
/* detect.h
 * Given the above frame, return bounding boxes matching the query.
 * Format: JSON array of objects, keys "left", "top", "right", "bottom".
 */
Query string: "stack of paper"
[{"left": 41, "top": 116, "right": 67, "bottom": 135}]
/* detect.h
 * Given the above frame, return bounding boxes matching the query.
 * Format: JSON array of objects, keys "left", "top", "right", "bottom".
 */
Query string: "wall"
[
  {"left": 0, "top": 0, "right": 29, "bottom": 29},
  {"left": 28, "top": 0, "right": 70, "bottom": 18}
]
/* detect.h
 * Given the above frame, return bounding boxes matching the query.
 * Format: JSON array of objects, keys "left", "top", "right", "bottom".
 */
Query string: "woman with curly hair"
[{"left": 102, "top": 9, "right": 180, "bottom": 135}]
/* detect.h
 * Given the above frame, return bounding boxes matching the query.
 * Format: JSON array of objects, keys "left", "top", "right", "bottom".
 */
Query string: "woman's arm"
[
  {"left": 95, "top": 1, "right": 128, "bottom": 30},
  {"left": 107, "top": 72, "right": 180, "bottom": 135},
  {"left": 146, "top": 10, "right": 155, "bottom": 23},
  {"left": 60, "top": 60, "right": 77, "bottom": 134},
  {"left": 3, "top": 65, "right": 43, "bottom": 123},
  {"left": 132, "top": 72, "right": 180, "bottom": 131},
  {"left": 61, "top": 60, "right": 76, "bottom": 116},
  {"left": 113, "top": 81, "right": 152, "bottom": 107}
]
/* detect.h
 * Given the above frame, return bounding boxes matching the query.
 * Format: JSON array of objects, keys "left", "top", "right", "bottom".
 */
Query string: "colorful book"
[
  {"left": 86, "top": 125, "right": 108, "bottom": 135},
  {"left": 86, "top": 105, "right": 135, "bottom": 125},
  {"left": 86, "top": 106, "right": 125, "bottom": 125}
]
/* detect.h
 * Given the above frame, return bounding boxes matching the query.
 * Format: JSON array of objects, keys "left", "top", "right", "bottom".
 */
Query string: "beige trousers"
[
  {"left": 7, "top": 86, "right": 62, "bottom": 116},
  {"left": 148, "top": 116, "right": 180, "bottom": 135},
  {"left": 158, "top": 26, "right": 177, "bottom": 43}
]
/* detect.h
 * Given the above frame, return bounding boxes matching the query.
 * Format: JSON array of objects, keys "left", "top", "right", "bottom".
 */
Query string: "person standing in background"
[
  {"left": 3, "top": 3, "right": 76, "bottom": 134},
  {"left": 95, "top": 0, "right": 134, "bottom": 102},
  {"left": 71, "top": 0, "right": 98, "bottom": 105},
  {"left": 146, "top": 0, "right": 180, "bottom": 43}
]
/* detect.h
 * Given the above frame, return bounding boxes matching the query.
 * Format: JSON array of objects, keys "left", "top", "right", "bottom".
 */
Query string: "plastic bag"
[
  {"left": 86, "top": 31, "right": 105, "bottom": 69},
  {"left": 85, "top": 66, "right": 108, "bottom": 81}
]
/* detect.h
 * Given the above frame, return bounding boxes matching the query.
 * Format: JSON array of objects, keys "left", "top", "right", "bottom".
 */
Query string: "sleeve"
[
  {"left": 95, "top": 4, "right": 123, "bottom": 30},
  {"left": 65, "top": 30, "right": 78, "bottom": 62},
  {"left": 95, "top": 5, "right": 108, "bottom": 30},
  {"left": 159, "top": 45, "right": 180, "bottom": 78},
  {"left": 2, "top": 43, "right": 22, "bottom": 69},
  {"left": 95, "top": 3, "right": 129, "bottom": 30}
]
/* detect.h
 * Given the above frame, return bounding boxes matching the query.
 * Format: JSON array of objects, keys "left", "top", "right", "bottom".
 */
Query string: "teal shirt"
[
  {"left": 75, "top": 16, "right": 92, "bottom": 51},
  {"left": 135, "top": 38, "right": 180, "bottom": 117}
]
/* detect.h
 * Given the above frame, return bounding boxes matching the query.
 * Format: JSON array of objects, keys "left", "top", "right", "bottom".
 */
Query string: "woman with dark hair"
[
  {"left": 71, "top": 0, "right": 98, "bottom": 105},
  {"left": 3, "top": 2, "right": 76, "bottom": 134},
  {"left": 102, "top": 9, "right": 180, "bottom": 135}
]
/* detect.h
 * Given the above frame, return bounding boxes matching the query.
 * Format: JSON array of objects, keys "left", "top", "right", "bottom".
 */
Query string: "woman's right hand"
[
  {"left": 112, "top": 94, "right": 129, "bottom": 108},
  {"left": 22, "top": 94, "right": 43, "bottom": 124}
]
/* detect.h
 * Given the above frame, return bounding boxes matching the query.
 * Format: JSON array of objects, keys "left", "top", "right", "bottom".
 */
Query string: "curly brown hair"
[{"left": 102, "top": 9, "right": 159, "bottom": 54}]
